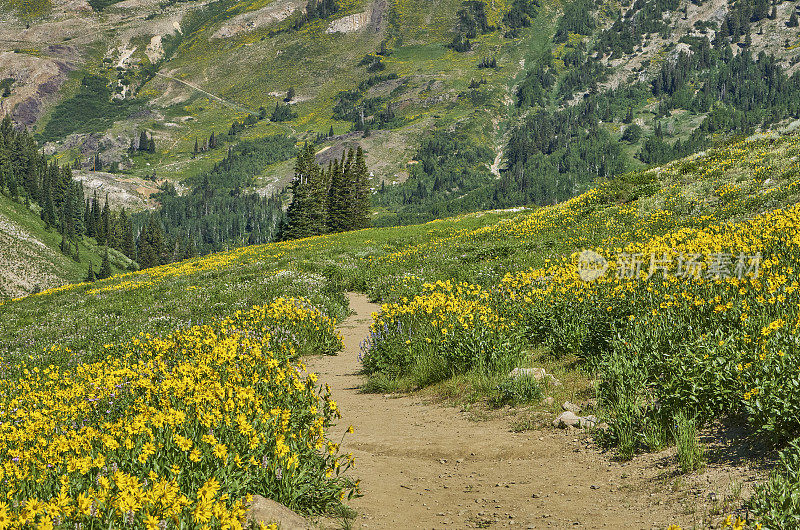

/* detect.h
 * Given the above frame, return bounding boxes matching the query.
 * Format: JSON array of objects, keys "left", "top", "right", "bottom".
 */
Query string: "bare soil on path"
[{"left": 307, "top": 294, "right": 765, "bottom": 529}]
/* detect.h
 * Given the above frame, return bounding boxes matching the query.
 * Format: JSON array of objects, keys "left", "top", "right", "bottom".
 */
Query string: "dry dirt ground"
[{"left": 306, "top": 293, "right": 771, "bottom": 530}]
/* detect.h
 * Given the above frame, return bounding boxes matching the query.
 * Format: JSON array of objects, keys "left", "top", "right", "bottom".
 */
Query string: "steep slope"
[
  {"left": 0, "top": 193, "right": 136, "bottom": 298},
  {"left": 0, "top": 194, "right": 71, "bottom": 297}
]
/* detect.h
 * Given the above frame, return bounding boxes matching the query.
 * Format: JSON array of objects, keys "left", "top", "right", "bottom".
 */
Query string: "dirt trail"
[
  {"left": 154, "top": 73, "right": 258, "bottom": 116},
  {"left": 306, "top": 293, "right": 730, "bottom": 529}
]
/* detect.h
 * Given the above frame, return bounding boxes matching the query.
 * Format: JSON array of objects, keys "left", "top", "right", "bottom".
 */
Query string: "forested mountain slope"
[{"left": 3, "top": 0, "right": 800, "bottom": 294}]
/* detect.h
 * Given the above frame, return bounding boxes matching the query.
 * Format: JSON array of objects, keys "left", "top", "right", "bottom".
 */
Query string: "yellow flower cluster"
[
  {"left": 373, "top": 279, "right": 504, "bottom": 336},
  {"left": 0, "top": 298, "right": 351, "bottom": 528}
]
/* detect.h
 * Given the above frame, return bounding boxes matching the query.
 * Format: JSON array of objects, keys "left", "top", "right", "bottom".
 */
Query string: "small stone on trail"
[{"left": 553, "top": 411, "right": 601, "bottom": 429}]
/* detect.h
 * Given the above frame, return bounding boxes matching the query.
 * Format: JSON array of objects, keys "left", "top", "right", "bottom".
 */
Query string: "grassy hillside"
[
  {"left": 6, "top": 130, "right": 800, "bottom": 362},
  {"left": 0, "top": 193, "right": 135, "bottom": 298},
  {"left": 122, "top": 0, "right": 548, "bottom": 186},
  {"left": 4, "top": 0, "right": 552, "bottom": 186},
  {"left": 5, "top": 0, "right": 800, "bottom": 216}
]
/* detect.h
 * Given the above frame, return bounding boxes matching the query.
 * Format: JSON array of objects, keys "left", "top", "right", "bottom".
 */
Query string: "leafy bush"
[
  {"left": 622, "top": 124, "right": 643, "bottom": 144},
  {"left": 87, "top": 0, "right": 123, "bottom": 10},
  {"left": 0, "top": 78, "right": 13, "bottom": 97},
  {"left": 270, "top": 102, "right": 298, "bottom": 122},
  {"left": 750, "top": 438, "right": 800, "bottom": 528},
  {"left": 741, "top": 330, "right": 800, "bottom": 443}
]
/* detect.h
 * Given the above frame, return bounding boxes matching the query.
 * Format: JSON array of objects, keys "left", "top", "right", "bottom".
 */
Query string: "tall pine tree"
[
  {"left": 284, "top": 143, "right": 318, "bottom": 240},
  {"left": 351, "top": 146, "right": 372, "bottom": 229}
]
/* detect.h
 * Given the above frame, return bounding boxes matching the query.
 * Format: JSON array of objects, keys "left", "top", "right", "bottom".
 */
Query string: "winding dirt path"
[{"left": 307, "top": 294, "right": 740, "bottom": 529}]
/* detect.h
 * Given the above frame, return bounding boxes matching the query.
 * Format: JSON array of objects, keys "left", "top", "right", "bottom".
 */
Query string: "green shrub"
[
  {"left": 750, "top": 438, "right": 800, "bottom": 528},
  {"left": 490, "top": 375, "right": 543, "bottom": 407},
  {"left": 40, "top": 75, "right": 139, "bottom": 141},
  {"left": 741, "top": 330, "right": 800, "bottom": 444}
]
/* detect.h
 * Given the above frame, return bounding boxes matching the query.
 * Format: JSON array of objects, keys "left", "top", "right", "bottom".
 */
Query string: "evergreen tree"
[
  {"left": 148, "top": 138, "right": 156, "bottom": 153},
  {"left": 84, "top": 199, "right": 92, "bottom": 236},
  {"left": 63, "top": 182, "right": 77, "bottom": 240},
  {"left": 86, "top": 263, "right": 96, "bottom": 282},
  {"left": 351, "top": 146, "right": 372, "bottom": 229},
  {"left": 285, "top": 144, "right": 372, "bottom": 239},
  {"left": 90, "top": 191, "right": 101, "bottom": 239},
  {"left": 40, "top": 176, "right": 56, "bottom": 228},
  {"left": 98, "top": 248, "right": 112, "bottom": 280},
  {"left": 137, "top": 215, "right": 164, "bottom": 268},
  {"left": 327, "top": 158, "right": 348, "bottom": 232},
  {"left": 183, "top": 238, "right": 197, "bottom": 260},
  {"left": 8, "top": 165, "right": 19, "bottom": 201},
  {"left": 138, "top": 130, "right": 149, "bottom": 151},
  {"left": 623, "top": 107, "right": 634, "bottom": 124},
  {"left": 284, "top": 144, "right": 318, "bottom": 239},
  {"left": 308, "top": 148, "right": 329, "bottom": 234},
  {"left": 95, "top": 193, "right": 107, "bottom": 246},
  {"left": 118, "top": 208, "right": 136, "bottom": 260},
  {"left": 101, "top": 195, "right": 110, "bottom": 243}
]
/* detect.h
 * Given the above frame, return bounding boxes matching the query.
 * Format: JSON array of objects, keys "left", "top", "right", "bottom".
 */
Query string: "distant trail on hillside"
[
  {"left": 154, "top": 72, "right": 258, "bottom": 116},
  {"left": 306, "top": 293, "right": 695, "bottom": 528}
]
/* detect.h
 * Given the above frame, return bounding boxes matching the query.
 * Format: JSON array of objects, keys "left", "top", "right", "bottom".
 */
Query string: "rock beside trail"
[
  {"left": 246, "top": 495, "right": 309, "bottom": 530},
  {"left": 509, "top": 367, "right": 561, "bottom": 387},
  {"left": 553, "top": 412, "right": 601, "bottom": 429},
  {"left": 553, "top": 411, "right": 581, "bottom": 428}
]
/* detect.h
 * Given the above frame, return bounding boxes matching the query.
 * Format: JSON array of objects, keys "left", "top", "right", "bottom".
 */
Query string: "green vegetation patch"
[{"left": 39, "top": 75, "right": 140, "bottom": 142}]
